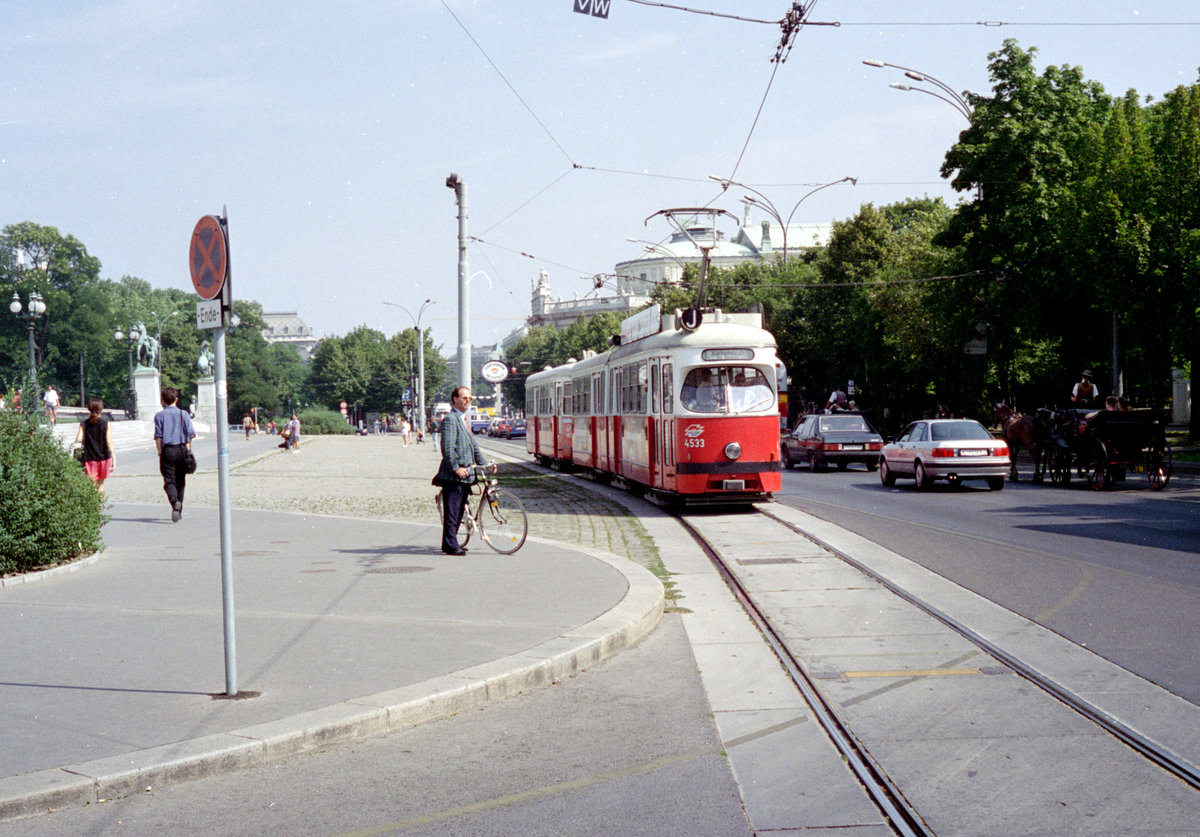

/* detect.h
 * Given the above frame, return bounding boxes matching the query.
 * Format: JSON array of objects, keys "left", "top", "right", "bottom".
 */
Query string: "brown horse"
[{"left": 993, "top": 403, "right": 1047, "bottom": 483}]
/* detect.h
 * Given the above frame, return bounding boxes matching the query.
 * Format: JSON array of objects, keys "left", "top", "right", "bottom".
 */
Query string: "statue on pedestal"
[
  {"left": 197, "top": 340, "right": 215, "bottom": 378},
  {"left": 133, "top": 321, "right": 159, "bottom": 370}
]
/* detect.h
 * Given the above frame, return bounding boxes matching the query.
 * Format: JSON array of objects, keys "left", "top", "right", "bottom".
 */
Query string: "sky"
[{"left": 4, "top": 1, "right": 1199, "bottom": 357}]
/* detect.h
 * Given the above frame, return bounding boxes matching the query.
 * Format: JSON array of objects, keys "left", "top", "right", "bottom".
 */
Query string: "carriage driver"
[{"left": 1070, "top": 370, "right": 1097, "bottom": 406}]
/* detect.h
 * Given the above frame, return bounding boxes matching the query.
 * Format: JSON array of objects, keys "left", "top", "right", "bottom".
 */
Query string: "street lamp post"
[
  {"left": 9, "top": 291, "right": 47, "bottom": 393},
  {"left": 862, "top": 60, "right": 972, "bottom": 121},
  {"left": 626, "top": 238, "right": 690, "bottom": 285},
  {"left": 383, "top": 298, "right": 434, "bottom": 429},
  {"left": 114, "top": 325, "right": 141, "bottom": 418},
  {"left": 445, "top": 173, "right": 470, "bottom": 390},
  {"left": 708, "top": 175, "right": 857, "bottom": 262}
]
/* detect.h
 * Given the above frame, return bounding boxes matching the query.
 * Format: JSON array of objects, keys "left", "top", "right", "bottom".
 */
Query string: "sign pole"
[
  {"left": 213, "top": 315, "right": 237, "bottom": 695},
  {"left": 190, "top": 209, "right": 238, "bottom": 697},
  {"left": 214, "top": 209, "right": 237, "bottom": 696}
]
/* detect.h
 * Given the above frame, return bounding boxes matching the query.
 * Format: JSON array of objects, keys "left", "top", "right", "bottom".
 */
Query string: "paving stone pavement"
[{"left": 104, "top": 434, "right": 666, "bottom": 582}]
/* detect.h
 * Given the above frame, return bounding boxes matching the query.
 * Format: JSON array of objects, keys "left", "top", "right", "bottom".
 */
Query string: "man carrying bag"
[{"left": 433, "top": 386, "right": 489, "bottom": 555}]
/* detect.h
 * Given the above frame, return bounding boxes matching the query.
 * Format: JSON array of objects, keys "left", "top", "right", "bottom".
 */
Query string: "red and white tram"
[{"left": 526, "top": 305, "right": 782, "bottom": 504}]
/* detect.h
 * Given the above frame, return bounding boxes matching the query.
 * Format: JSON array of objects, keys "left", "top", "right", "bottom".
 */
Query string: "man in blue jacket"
[
  {"left": 436, "top": 386, "right": 489, "bottom": 554},
  {"left": 154, "top": 387, "right": 196, "bottom": 522}
]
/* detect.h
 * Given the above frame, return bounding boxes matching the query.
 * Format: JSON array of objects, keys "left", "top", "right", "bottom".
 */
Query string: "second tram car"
[{"left": 526, "top": 305, "right": 782, "bottom": 504}]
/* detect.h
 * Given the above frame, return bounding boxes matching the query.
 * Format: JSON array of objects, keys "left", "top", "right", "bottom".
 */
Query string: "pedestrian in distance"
[
  {"left": 75, "top": 398, "right": 115, "bottom": 495},
  {"left": 42, "top": 385, "right": 60, "bottom": 425},
  {"left": 153, "top": 387, "right": 196, "bottom": 523},
  {"left": 434, "top": 386, "right": 490, "bottom": 555},
  {"left": 287, "top": 413, "right": 300, "bottom": 452},
  {"left": 243, "top": 413, "right": 254, "bottom": 439},
  {"left": 825, "top": 387, "right": 848, "bottom": 413},
  {"left": 1071, "top": 370, "right": 1097, "bottom": 406}
]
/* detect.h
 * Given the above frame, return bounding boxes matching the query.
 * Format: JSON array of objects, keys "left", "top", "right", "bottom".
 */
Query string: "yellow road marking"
[{"left": 843, "top": 667, "right": 980, "bottom": 679}]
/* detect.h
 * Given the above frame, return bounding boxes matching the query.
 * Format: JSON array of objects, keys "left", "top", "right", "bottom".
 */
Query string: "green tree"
[
  {"left": 940, "top": 40, "right": 1112, "bottom": 400},
  {"left": 307, "top": 326, "right": 388, "bottom": 411},
  {"left": 1151, "top": 82, "right": 1200, "bottom": 435},
  {"left": 1, "top": 222, "right": 107, "bottom": 402}
]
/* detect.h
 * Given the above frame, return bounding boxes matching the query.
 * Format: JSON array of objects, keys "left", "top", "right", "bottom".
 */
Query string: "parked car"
[
  {"left": 505, "top": 419, "right": 526, "bottom": 439},
  {"left": 879, "top": 418, "right": 1010, "bottom": 491},
  {"left": 488, "top": 417, "right": 511, "bottom": 437},
  {"left": 782, "top": 413, "right": 883, "bottom": 471}
]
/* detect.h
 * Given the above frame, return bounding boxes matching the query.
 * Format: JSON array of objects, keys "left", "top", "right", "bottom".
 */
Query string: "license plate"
[
  {"left": 1132, "top": 464, "right": 1145, "bottom": 473},
  {"left": 722, "top": 479, "right": 746, "bottom": 491},
  {"left": 959, "top": 448, "right": 988, "bottom": 457},
  {"left": 842, "top": 444, "right": 864, "bottom": 451}
]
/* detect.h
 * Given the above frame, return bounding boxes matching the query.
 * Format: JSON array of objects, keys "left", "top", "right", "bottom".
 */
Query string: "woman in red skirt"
[{"left": 76, "top": 399, "right": 115, "bottom": 494}]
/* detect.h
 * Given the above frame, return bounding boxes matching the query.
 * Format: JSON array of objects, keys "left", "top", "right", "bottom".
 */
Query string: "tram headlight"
[{"left": 724, "top": 441, "right": 742, "bottom": 460}]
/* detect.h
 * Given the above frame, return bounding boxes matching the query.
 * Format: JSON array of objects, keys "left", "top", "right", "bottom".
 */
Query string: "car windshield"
[
  {"left": 930, "top": 420, "right": 992, "bottom": 442},
  {"left": 818, "top": 416, "right": 869, "bottom": 433},
  {"left": 680, "top": 366, "right": 774, "bottom": 414}
]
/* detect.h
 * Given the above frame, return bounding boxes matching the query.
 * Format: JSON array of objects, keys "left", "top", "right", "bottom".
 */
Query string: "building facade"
[{"left": 261, "top": 311, "right": 318, "bottom": 359}]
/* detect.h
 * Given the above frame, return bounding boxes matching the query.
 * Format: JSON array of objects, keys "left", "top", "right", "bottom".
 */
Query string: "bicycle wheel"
[
  {"left": 435, "top": 490, "right": 472, "bottom": 547},
  {"left": 478, "top": 488, "right": 527, "bottom": 554}
]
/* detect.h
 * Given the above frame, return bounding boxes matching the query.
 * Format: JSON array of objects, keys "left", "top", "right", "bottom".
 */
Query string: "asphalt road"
[
  {"left": 13, "top": 615, "right": 751, "bottom": 837},
  {"left": 774, "top": 460, "right": 1200, "bottom": 705}
]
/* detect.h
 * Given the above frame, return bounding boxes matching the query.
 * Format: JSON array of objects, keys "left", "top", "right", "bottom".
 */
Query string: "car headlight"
[{"left": 724, "top": 441, "right": 742, "bottom": 460}]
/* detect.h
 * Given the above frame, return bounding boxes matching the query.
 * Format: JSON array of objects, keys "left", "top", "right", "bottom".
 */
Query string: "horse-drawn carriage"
[
  {"left": 994, "top": 403, "right": 1172, "bottom": 490},
  {"left": 1043, "top": 408, "right": 1172, "bottom": 490}
]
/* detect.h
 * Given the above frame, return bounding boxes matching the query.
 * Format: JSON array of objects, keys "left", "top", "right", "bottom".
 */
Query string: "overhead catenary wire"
[{"left": 439, "top": 0, "right": 575, "bottom": 166}]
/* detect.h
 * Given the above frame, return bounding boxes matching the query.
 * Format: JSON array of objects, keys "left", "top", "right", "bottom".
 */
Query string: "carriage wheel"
[
  {"left": 1049, "top": 450, "right": 1071, "bottom": 486},
  {"left": 1088, "top": 440, "right": 1112, "bottom": 491},
  {"left": 1148, "top": 449, "right": 1172, "bottom": 491}
]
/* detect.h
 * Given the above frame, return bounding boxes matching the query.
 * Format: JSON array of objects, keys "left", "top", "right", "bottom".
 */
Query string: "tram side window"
[
  {"left": 681, "top": 367, "right": 726, "bottom": 413},
  {"left": 572, "top": 378, "right": 589, "bottom": 416},
  {"left": 662, "top": 363, "right": 673, "bottom": 413},
  {"left": 619, "top": 362, "right": 647, "bottom": 414},
  {"left": 561, "top": 382, "right": 573, "bottom": 416},
  {"left": 638, "top": 362, "right": 648, "bottom": 413},
  {"left": 593, "top": 373, "right": 604, "bottom": 416}
]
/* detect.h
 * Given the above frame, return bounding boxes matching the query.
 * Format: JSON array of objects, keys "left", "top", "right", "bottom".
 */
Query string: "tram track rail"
[
  {"left": 674, "top": 501, "right": 1200, "bottom": 834},
  {"left": 672, "top": 511, "right": 934, "bottom": 837},
  {"left": 752, "top": 506, "right": 1200, "bottom": 793}
]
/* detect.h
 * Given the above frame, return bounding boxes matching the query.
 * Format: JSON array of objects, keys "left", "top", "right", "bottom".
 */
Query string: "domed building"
[{"left": 615, "top": 206, "right": 831, "bottom": 295}]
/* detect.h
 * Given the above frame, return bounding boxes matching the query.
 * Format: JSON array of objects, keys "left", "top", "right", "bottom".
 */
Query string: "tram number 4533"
[
  {"left": 684, "top": 438, "right": 706, "bottom": 448},
  {"left": 683, "top": 425, "right": 706, "bottom": 448}
]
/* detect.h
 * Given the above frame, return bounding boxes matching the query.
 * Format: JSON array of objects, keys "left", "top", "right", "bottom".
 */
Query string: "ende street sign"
[
  {"left": 573, "top": 0, "right": 610, "bottom": 19},
  {"left": 196, "top": 298, "right": 222, "bottom": 330}
]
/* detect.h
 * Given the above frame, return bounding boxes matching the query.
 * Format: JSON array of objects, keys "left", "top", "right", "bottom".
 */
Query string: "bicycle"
[{"left": 435, "top": 464, "right": 528, "bottom": 554}]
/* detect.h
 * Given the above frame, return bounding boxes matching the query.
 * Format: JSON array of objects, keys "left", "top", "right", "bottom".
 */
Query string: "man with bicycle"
[{"left": 435, "top": 386, "right": 490, "bottom": 555}]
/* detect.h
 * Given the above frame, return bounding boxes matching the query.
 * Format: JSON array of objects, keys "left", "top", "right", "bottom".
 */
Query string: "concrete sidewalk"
[{"left": 0, "top": 436, "right": 663, "bottom": 821}]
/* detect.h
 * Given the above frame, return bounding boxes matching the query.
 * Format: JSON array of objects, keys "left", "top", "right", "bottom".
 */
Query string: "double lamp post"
[{"left": 9, "top": 291, "right": 48, "bottom": 392}]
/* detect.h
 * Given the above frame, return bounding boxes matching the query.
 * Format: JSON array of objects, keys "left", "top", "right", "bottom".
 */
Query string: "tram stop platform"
[{"left": 0, "top": 439, "right": 663, "bottom": 821}]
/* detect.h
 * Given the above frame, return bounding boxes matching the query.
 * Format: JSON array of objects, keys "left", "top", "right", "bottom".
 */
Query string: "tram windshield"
[{"left": 680, "top": 366, "right": 775, "bottom": 414}]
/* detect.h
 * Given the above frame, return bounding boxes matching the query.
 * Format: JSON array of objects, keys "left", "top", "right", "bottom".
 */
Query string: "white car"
[{"left": 879, "top": 419, "right": 1010, "bottom": 491}]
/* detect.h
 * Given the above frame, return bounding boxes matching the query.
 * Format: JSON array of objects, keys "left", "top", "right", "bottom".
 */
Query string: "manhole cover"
[{"left": 363, "top": 566, "right": 433, "bottom": 575}]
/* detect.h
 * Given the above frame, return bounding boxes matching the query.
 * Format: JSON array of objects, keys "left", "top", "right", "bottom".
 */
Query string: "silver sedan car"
[{"left": 879, "top": 418, "right": 1010, "bottom": 490}]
